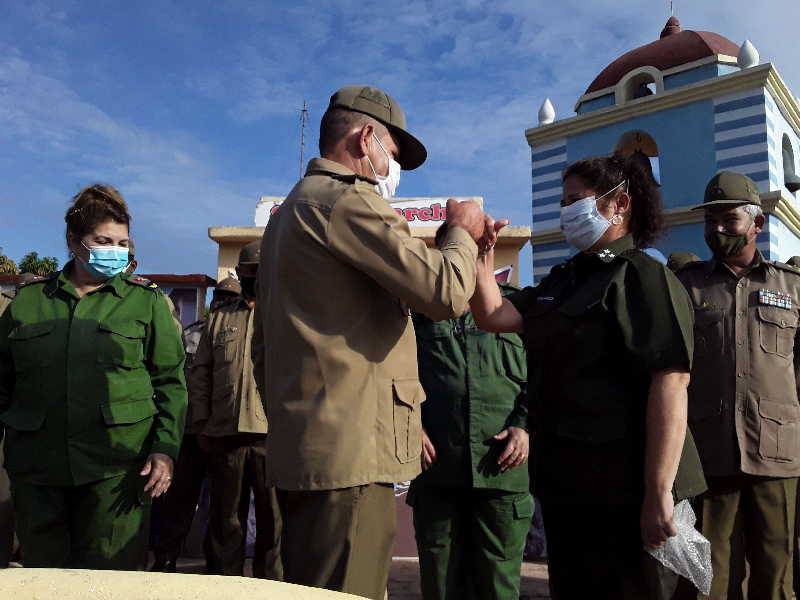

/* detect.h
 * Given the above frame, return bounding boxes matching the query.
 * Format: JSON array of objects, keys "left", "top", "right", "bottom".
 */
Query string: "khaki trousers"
[
  {"left": 694, "top": 475, "right": 796, "bottom": 600},
  {"left": 205, "top": 433, "right": 282, "bottom": 579},
  {"left": 277, "top": 483, "right": 396, "bottom": 600}
]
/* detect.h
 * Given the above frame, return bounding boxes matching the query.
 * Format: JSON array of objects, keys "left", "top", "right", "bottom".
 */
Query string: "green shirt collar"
[{"left": 47, "top": 261, "right": 125, "bottom": 299}]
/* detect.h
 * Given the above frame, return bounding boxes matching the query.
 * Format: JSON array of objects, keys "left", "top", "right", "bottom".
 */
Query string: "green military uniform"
[
  {"left": 507, "top": 234, "right": 705, "bottom": 600},
  {"left": 407, "top": 284, "right": 533, "bottom": 600},
  {"left": 0, "top": 263, "right": 187, "bottom": 569},
  {"left": 0, "top": 288, "right": 15, "bottom": 566}
]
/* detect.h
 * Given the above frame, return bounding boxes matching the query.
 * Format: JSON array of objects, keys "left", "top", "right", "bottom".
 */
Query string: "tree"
[
  {"left": 0, "top": 248, "right": 18, "bottom": 274},
  {"left": 18, "top": 252, "right": 59, "bottom": 276}
]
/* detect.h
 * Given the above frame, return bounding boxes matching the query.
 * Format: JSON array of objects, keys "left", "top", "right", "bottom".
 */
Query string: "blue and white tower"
[{"left": 527, "top": 17, "right": 800, "bottom": 280}]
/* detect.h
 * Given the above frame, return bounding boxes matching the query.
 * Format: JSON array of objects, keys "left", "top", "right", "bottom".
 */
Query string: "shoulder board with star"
[
  {"left": 18, "top": 272, "right": 57, "bottom": 287},
  {"left": 771, "top": 261, "right": 800, "bottom": 276},
  {"left": 125, "top": 275, "right": 159, "bottom": 290}
]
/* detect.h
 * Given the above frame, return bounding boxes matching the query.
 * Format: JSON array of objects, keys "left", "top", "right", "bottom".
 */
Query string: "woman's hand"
[
  {"left": 422, "top": 428, "right": 437, "bottom": 470},
  {"left": 494, "top": 426, "right": 529, "bottom": 471},
  {"left": 640, "top": 488, "right": 677, "bottom": 548},
  {"left": 140, "top": 452, "right": 175, "bottom": 498}
]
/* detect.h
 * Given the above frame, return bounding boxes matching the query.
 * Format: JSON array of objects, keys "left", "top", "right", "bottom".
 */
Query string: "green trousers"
[
  {"left": 542, "top": 500, "right": 677, "bottom": 600},
  {"left": 408, "top": 483, "right": 533, "bottom": 600},
  {"left": 205, "top": 433, "right": 282, "bottom": 579},
  {"left": 277, "top": 483, "right": 396, "bottom": 600},
  {"left": 692, "top": 475, "right": 796, "bottom": 600},
  {"left": 0, "top": 442, "right": 14, "bottom": 567},
  {"left": 11, "top": 471, "right": 148, "bottom": 569}
]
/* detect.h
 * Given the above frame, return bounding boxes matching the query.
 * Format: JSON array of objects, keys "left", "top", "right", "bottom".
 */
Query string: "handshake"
[{"left": 445, "top": 198, "right": 509, "bottom": 255}]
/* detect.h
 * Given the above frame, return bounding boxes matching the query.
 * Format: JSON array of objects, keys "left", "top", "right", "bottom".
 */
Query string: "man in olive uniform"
[
  {"left": 150, "top": 281, "right": 240, "bottom": 573},
  {"left": 676, "top": 172, "right": 800, "bottom": 600},
  {"left": 409, "top": 265, "right": 533, "bottom": 600},
  {"left": 189, "top": 241, "right": 281, "bottom": 579},
  {"left": 254, "top": 85, "right": 487, "bottom": 599}
]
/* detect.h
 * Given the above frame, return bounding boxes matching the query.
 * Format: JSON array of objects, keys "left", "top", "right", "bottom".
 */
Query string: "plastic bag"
[{"left": 645, "top": 499, "right": 713, "bottom": 595}]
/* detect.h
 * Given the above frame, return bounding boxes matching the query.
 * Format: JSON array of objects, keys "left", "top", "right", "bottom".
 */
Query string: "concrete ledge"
[{"left": 0, "top": 568, "right": 361, "bottom": 599}]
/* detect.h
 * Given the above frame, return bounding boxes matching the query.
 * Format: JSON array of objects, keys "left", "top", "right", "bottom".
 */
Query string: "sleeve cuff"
[
  {"left": 151, "top": 440, "right": 181, "bottom": 460},
  {"left": 441, "top": 225, "right": 478, "bottom": 257}
]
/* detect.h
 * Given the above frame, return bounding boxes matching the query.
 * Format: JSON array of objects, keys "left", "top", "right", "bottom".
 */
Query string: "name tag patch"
[{"left": 758, "top": 289, "right": 793, "bottom": 310}]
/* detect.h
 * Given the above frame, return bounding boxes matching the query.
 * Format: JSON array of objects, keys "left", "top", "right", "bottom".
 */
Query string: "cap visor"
[
  {"left": 690, "top": 199, "right": 753, "bottom": 210},
  {"left": 389, "top": 125, "right": 427, "bottom": 171}
]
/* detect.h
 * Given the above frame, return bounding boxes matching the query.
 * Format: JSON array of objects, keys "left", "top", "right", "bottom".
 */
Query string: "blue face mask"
[
  {"left": 81, "top": 243, "right": 130, "bottom": 280},
  {"left": 559, "top": 180, "right": 627, "bottom": 251}
]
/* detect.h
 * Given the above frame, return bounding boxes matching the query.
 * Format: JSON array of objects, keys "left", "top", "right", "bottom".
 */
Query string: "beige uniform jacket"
[
  {"left": 188, "top": 300, "right": 267, "bottom": 436},
  {"left": 677, "top": 252, "right": 800, "bottom": 478},
  {"left": 255, "top": 158, "right": 478, "bottom": 490}
]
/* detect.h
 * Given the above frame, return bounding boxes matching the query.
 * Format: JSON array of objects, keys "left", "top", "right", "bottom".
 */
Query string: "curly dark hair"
[
  {"left": 562, "top": 153, "right": 664, "bottom": 248},
  {"left": 64, "top": 184, "right": 131, "bottom": 246}
]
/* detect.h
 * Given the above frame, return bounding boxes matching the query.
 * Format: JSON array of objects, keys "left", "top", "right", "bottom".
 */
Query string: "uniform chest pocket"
[
  {"left": 693, "top": 308, "right": 724, "bottom": 358},
  {"left": 392, "top": 378, "right": 424, "bottom": 464},
  {"left": 97, "top": 321, "right": 146, "bottom": 368},
  {"left": 213, "top": 329, "right": 240, "bottom": 363},
  {"left": 757, "top": 306, "right": 797, "bottom": 358},
  {"left": 497, "top": 333, "right": 526, "bottom": 383},
  {"left": 7, "top": 322, "right": 55, "bottom": 372}
]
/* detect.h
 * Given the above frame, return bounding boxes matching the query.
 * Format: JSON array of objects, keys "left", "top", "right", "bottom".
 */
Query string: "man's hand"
[
  {"left": 479, "top": 215, "right": 510, "bottom": 255},
  {"left": 140, "top": 453, "right": 175, "bottom": 498},
  {"left": 446, "top": 199, "right": 485, "bottom": 242},
  {"left": 641, "top": 488, "right": 677, "bottom": 548},
  {"left": 494, "top": 426, "right": 529, "bottom": 471},
  {"left": 422, "top": 428, "right": 437, "bottom": 470}
]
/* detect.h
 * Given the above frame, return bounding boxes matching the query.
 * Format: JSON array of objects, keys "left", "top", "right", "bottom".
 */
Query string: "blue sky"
[{"left": 1, "top": 1, "right": 798, "bottom": 285}]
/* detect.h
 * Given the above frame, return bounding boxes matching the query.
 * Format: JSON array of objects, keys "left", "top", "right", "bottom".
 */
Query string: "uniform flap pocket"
[
  {"left": 101, "top": 397, "right": 158, "bottom": 425},
  {"left": 513, "top": 494, "right": 535, "bottom": 519},
  {"left": 497, "top": 332, "right": 524, "bottom": 347},
  {"left": 98, "top": 321, "right": 146, "bottom": 339},
  {"left": 757, "top": 307, "right": 797, "bottom": 329},
  {"left": 694, "top": 308, "right": 724, "bottom": 327},
  {"left": 392, "top": 378, "right": 425, "bottom": 409},
  {"left": 414, "top": 320, "right": 451, "bottom": 340},
  {"left": 0, "top": 404, "right": 46, "bottom": 431},
  {"left": 8, "top": 322, "right": 54, "bottom": 341},
  {"left": 758, "top": 399, "right": 800, "bottom": 424}
]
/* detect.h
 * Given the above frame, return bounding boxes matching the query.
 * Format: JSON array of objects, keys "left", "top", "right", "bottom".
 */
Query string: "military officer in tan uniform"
[
  {"left": 189, "top": 241, "right": 281, "bottom": 579},
  {"left": 254, "top": 85, "right": 488, "bottom": 599},
  {"left": 676, "top": 172, "right": 800, "bottom": 600}
]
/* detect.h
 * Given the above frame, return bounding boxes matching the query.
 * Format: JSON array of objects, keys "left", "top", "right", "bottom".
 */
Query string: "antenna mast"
[{"left": 299, "top": 100, "right": 309, "bottom": 180}]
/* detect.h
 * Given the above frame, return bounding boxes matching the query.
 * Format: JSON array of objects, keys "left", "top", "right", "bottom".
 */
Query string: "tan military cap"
[
  {"left": 691, "top": 171, "right": 761, "bottom": 210},
  {"left": 329, "top": 85, "right": 427, "bottom": 171}
]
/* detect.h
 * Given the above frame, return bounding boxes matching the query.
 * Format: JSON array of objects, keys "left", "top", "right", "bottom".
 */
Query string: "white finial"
[
  {"left": 738, "top": 40, "right": 759, "bottom": 69},
  {"left": 538, "top": 98, "right": 555, "bottom": 126}
]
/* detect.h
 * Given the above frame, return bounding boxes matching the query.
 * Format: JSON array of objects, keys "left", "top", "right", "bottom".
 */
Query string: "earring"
[{"left": 611, "top": 215, "right": 623, "bottom": 225}]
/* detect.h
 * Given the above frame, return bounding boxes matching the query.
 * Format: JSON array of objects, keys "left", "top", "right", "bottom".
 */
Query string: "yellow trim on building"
[{"left": 530, "top": 64, "right": 800, "bottom": 147}]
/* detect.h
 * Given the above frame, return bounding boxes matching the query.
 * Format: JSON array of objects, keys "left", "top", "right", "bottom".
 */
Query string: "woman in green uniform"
[
  {"left": 471, "top": 155, "right": 702, "bottom": 599},
  {"left": 0, "top": 184, "right": 186, "bottom": 570}
]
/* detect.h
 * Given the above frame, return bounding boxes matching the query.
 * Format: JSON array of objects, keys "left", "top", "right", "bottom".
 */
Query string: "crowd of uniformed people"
[{"left": 1, "top": 84, "right": 800, "bottom": 600}]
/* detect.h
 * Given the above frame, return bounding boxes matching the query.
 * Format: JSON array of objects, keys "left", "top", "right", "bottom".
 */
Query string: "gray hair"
[{"left": 742, "top": 204, "right": 763, "bottom": 220}]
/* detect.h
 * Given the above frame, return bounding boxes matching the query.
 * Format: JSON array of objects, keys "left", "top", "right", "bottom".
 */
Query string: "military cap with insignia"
[
  {"left": 216, "top": 276, "right": 242, "bottom": 295},
  {"left": 238, "top": 241, "right": 262, "bottom": 266},
  {"left": 328, "top": 85, "right": 427, "bottom": 171},
  {"left": 691, "top": 171, "right": 761, "bottom": 210}
]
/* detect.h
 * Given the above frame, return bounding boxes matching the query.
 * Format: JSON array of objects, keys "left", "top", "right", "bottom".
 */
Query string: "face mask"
[
  {"left": 560, "top": 180, "right": 626, "bottom": 251},
  {"left": 705, "top": 224, "right": 752, "bottom": 259},
  {"left": 80, "top": 242, "right": 130, "bottom": 280},
  {"left": 366, "top": 134, "right": 401, "bottom": 199},
  {"left": 240, "top": 277, "right": 257, "bottom": 300}
]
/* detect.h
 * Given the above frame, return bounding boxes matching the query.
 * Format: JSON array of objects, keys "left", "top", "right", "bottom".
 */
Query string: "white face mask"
[
  {"left": 560, "top": 180, "right": 626, "bottom": 251},
  {"left": 366, "top": 134, "right": 401, "bottom": 199}
]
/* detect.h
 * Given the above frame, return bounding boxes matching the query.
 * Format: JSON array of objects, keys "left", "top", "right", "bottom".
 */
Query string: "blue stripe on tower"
[{"left": 713, "top": 95, "right": 765, "bottom": 113}]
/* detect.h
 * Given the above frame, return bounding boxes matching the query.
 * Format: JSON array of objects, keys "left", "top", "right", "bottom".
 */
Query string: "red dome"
[{"left": 585, "top": 18, "right": 740, "bottom": 94}]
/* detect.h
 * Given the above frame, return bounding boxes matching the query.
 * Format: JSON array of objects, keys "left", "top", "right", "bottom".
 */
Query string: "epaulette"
[
  {"left": 673, "top": 260, "right": 706, "bottom": 274},
  {"left": 18, "top": 272, "right": 57, "bottom": 287},
  {"left": 772, "top": 261, "right": 800, "bottom": 275},
  {"left": 125, "top": 275, "right": 159, "bottom": 290}
]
